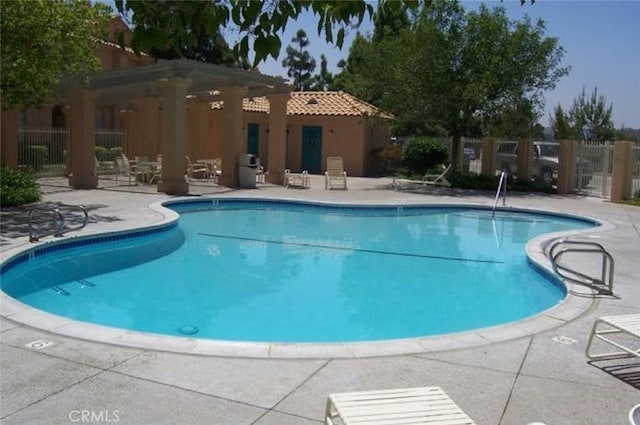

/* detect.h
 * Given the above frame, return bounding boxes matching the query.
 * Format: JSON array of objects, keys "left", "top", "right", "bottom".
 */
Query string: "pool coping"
[{"left": 0, "top": 196, "right": 614, "bottom": 359}]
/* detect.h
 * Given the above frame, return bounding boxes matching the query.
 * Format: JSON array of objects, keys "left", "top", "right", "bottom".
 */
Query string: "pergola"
[{"left": 59, "top": 59, "right": 292, "bottom": 194}]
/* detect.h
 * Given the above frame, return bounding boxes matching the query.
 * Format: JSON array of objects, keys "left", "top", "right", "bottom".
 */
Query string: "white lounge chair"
[
  {"left": 284, "top": 169, "right": 309, "bottom": 188},
  {"left": 324, "top": 387, "right": 476, "bottom": 425},
  {"left": 325, "top": 156, "right": 347, "bottom": 190},
  {"left": 586, "top": 313, "right": 640, "bottom": 360},
  {"left": 423, "top": 163, "right": 451, "bottom": 186}
]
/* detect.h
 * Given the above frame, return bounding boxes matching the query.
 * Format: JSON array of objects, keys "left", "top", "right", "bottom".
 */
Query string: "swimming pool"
[{"left": 0, "top": 199, "right": 597, "bottom": 344}]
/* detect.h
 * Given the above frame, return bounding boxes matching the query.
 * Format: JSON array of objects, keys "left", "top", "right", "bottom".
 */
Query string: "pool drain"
[{"left": 177, "top": 325, "right": 199, "bottom": 335}]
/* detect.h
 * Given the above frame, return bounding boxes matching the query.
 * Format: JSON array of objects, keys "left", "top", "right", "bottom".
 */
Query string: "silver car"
[{"left": 496, "top": 141, "right": 592, "bottom": 186}]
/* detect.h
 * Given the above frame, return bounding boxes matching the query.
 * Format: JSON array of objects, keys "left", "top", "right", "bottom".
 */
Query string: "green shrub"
[
  {"left": 18, "top": 145, "right": 49, "bottom": 171},
  {"left": 95, "top": 146, "right": 110, "bottom": 161},
  {"left": 402, "top": 138, "right": 449, "bottom": 175},
  {"left": 371, "top": 145, "right": 403, "bottom": 175},
  {"left": 0, "top": 166, "right": 41, "bottom": 207},
  {"left": 449, "top": 173, "right": 557, "bottom": 194},
  {"left": 109, "top": 147, "right": 123, "bottom": 160}
]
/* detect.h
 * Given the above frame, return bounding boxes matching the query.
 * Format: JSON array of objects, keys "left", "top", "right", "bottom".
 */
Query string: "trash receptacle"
[{"left": 238, "top": 154, "right": 259, "bottom": 188}]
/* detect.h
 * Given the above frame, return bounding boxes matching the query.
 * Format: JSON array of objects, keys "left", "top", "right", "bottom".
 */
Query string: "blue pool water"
[{"left": 0, "top": 200, "right": 596, "bottom": 343}]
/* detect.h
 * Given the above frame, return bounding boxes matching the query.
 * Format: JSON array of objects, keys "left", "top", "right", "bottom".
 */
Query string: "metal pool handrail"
[
  {"left": 548, "top": 238, "right": 615, "bottom": 295},
  {"left": 29, "top": 205, "right": 88, "bottom": 242},
  {"left": 492, "top": 171, "right": 507, "bottom": 217}
]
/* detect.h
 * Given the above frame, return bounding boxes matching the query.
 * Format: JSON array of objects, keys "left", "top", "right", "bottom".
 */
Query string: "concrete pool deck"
[{"left": 1, "top": 175, "right": 638, "bottom": 424}]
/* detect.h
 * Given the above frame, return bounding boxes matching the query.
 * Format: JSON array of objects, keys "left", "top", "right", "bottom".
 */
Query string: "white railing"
[
  {"left": 632, "top": 142, "right": 640, "bottom": 199},
  {"left": 576, "top": 140, "right": 614, "bottom": 198}
]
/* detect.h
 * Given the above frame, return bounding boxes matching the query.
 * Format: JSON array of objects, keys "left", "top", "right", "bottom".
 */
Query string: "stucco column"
[
  {"left": 480, "top": 137, "right": 496, "bottom": 177},
  {"left": 131, "top": 97, "right": 160, "bottom": 158},
  {"left": 266, "top": 93, "right": 290, "bottom": 185},
  {"left": 158, "top": 78, "right": 191, "bottom": 195},
  {"left": 557, "top": 139, "right": 576, "bottom": 195},
  {"left": 220, "top": 86, "right": 248, "bottom": 187},
  {"left": 1, "top": 109, "right": 19, "bottom": 168},
  {"left": 610, "top": 141, "right": 633, "bottom": 202},
  {"left": 119, "top": 108, "right": 135, "bottom": 157},
  {"left": 186, "top": 101, "right": 211, "bottom": 159},
  {"left": 68, "top": 86, "right": 98, "bottom": 189},
  {"left": 516, "top": 138, "right": 532, "bottom": 181}
]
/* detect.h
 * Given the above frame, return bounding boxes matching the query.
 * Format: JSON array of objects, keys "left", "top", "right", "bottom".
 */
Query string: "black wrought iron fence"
[{"left": 17, "top": 128, "right": 125, "bottom": 177}]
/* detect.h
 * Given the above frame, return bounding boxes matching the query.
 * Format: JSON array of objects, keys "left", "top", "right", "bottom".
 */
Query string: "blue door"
[
  {"left": 247, "top": 123, "right": 259, "bottom": 156},
  {"left": 301, "top": 126, "right": 322, "bottom": 174}
]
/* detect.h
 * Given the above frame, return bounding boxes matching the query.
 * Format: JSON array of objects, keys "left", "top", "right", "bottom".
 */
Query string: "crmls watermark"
[{"left": 68, "top": 410, "right": 120, "bottom": 423}]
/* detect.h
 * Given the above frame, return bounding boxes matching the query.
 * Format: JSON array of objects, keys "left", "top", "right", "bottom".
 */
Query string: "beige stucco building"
[{"left": 1, "top": 17, "right": 392, "bottom": 194}]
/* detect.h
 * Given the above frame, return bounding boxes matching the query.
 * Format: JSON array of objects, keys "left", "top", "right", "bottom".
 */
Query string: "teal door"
[
  {"left": 247, "top": 123, "right": 259, "bottom": 156},
  {"left": 301, "top": 126, "right": 322, "bottom": 173}
]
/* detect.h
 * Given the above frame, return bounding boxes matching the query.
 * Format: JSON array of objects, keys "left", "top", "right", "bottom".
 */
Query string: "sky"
[{"left": 219, "top": 1, "right": 640, "bottom": 129}]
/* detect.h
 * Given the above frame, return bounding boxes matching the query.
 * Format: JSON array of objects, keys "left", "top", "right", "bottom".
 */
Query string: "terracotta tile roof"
[{"left": 210, "top": 91, "right": 391, "bottom": 118}]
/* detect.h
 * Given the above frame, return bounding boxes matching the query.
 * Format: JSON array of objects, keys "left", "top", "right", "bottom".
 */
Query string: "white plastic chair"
[{"left": 324, "top": 156, "right": 347, "bottom": 190}]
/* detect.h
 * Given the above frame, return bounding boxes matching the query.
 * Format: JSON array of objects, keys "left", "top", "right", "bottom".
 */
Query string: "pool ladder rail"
[
  {"left": 548, "top": 239, "right": 615, "bottom": 295},
  {"left": 28, "top": 205, "right": 88, "bottom": 242},
  {"left": 492, "top": 170, "right": 508, "bottom": 217}
]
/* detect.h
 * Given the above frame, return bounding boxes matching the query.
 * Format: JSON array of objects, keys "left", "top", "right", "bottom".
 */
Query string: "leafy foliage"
[
  {"left": 115, "top": 0, "right": 532, "bottom": 68},
  {"left": 0, "top": 166, "right": 41, "bottom": 207},
  {"left": 115, "top": 0, "right": 387, "bottom": 67},
  {"left": 337, "top": 1, "right": 568, "bottom": 173},
  {"left": 1, "top": 0, "right": 112, "bottom": 109},
  {"left": 551, "top": 87, "right": 615, "bottom": 142},
  {"left": 549, "top": 104, "right": 574, "bottom": 139},
  {"left": 281, "top": 29, "right": 316, "bottom": 90},
  {"left": 449, "top": 173, "right": 557, "bottom": 193},
  {"left": 402, "top": 138, "right": 449, "bottom": 175},
  {"left": 122, "top": 1, "right": 243, "bottom": 67},
  {"left": 310, "top": 54, "right": 334, "bottom": 91},
  {"left": 370, "top": 144, "right": 403, "bottom": 175},
  {"left": 332, "top": 35, "right": 378, "bottom": 99},
  {"left": 484, "top": 98, "right": 544, "bottom": 139}
]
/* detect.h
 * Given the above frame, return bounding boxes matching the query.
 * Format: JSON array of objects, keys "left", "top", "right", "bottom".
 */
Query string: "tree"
[
  {"left": 348, "top": 1, "right": 568, "bottom": 173},
  {"left": 332, "top": 35, "right": 377, "bottom": 98},
  {"left": 114, "top": 0, "right": 532, "bottom": 71},
  {"left": 569, "top": 87, "right": 615, "bottom": 141},
  {"left": 549, "top": 104, "right": 574, "bottom": 140},
  {"left": 371, "top": 0, "right": 412, "bottom": 43},
  {"left": 484, "top": 98, "right": 543, "bottom": 139},
  {"left": 1, "top": 0, "right": 112, "bottom": 109},
  {"left": 118, "top": 1, "right": 244, "bottom": 67},
  {"left": 115, "top": 0, "right": 381, "bottom": 67},
  {"left": 334, "top": 2, "right": 410, "bottom": 104},
  {"left": 281, "top": 29, "right": 316, "bottom": 91},
  {"left": 550, "top": 87, "right": 615, "bottom": 142},
  {"left": 310, "top": 54, "right": 334, "bottom": 91}
]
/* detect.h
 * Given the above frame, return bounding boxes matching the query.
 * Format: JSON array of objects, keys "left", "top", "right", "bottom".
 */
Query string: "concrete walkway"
[{"left": 1, "top": 175, "right": 638, "bottom": 425}]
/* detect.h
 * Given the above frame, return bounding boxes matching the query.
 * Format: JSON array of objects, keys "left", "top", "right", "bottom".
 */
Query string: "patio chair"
[
  {"left": 186, "top": 156, "right": 210, "bottom": 179},
  {"left": 325, "top": 156, "right": 348, "bottom": 190},
  {"left": 114, "top": 154, "right": 141, "bottom": 185},
  {"left": 423, "top": 163, "right": 452, "bottom": 187},
  {"left": 147, "top": 154, "right": 162, "bottom": 184},
  {"left": 284, "top": 169, "right": 309, "bottom": 188},
  {"left": 256, "top": 165, "right": 265, "bottom": 183},
  {"left": 211, "top": 157, "right": 222, "bottom": 182},
  {"left": 585, "top": 313, "right": 640, "bottom": 360},
  {"left": 324, "top": 387, "right": 476, "bottom": 425}
]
